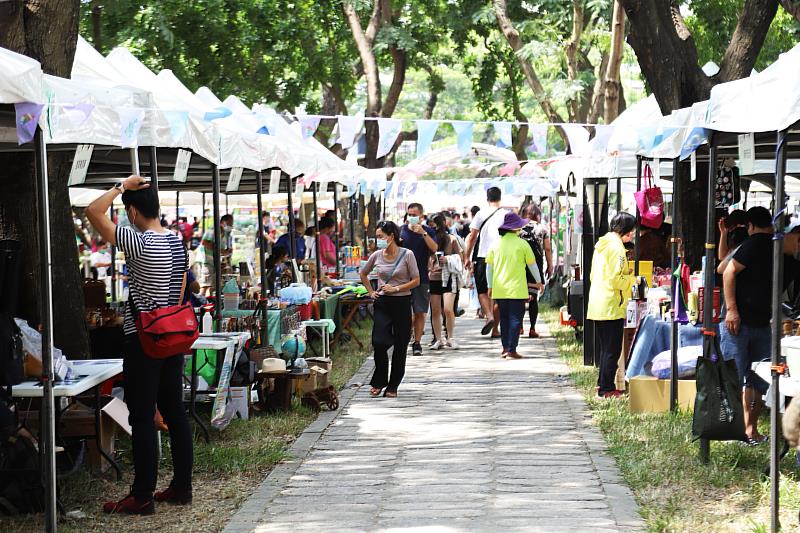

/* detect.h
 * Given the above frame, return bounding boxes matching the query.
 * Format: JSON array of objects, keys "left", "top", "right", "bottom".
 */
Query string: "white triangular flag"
[
  {"left": 337, "top": 115, "right": 364, "bottom": 149},
  {"left": 376, "top": 118, "right": 403, "bottom": 159}
]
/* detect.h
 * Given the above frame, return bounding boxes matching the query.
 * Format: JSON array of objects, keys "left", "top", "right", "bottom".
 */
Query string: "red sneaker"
[
  {"left": 600, "top": 390, "right": 624, "bottom": 399},
  {"left": 103, "top": 494, "right": 155, "bottom": 515},
  {"left": 154, "top": 486, "right": 193, "bottom": 505},
  {"left": 528, "top": 329, "right": 539, "bottom": 338}
]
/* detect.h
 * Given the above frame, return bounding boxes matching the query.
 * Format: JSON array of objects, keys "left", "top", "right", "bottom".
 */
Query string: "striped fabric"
[{"left": 116, "top": 226, "right": 188, "bottom": 336}]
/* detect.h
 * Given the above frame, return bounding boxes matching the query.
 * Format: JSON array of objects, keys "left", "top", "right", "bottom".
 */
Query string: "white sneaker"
[
  {"left": 431, "top": 340, "right": 446, "bottom": 350},
  {"left": 446, "top": 338, "right": 459, "bottom": 349}
]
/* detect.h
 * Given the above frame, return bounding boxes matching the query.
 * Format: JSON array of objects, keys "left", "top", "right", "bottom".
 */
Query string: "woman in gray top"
[{"left": 361, "top": 221, "right": 420, "bottom": 398}]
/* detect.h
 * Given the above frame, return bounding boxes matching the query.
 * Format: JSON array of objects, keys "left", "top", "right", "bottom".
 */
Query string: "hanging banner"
[
  {"left": 530, "top": 124, "right": 548, "bottom": 155},
  {"left": 337, "top": 115, "right": 363, "bottom": 148},
  {"left": 67, "top": 144, "right": 94, "bottom": 186},
  {"left": 416, "top": 120, "right": 439, "bottom": 159},
  {"left": 226, "top": 167, "right": 243, "bottom": 193},
  {"left": 269, "top": 169, "right": 281, "bottom": 194},
  {"left": 63, "top": 103, "right": 95, "bottom": 128},
  {"left": 591, "top": 125, "right": 614, "bottom": 155},
  {"left": 173, "top": 149, "right": 191, "bottom": 183},
  {"left": 164, "top": 110, "right": 189, "bottom": 142},
  {"left": 738, "top": 133, "right": 755, "bottom": 175},
  {"left": 451, "top": 121, "right": 474, "bottom": 157},
  {"left": 118, "top": 107, "right": 145, "bottom": 148},
  {"left": 294, "top": 177, "right": 305, "bottom": 199},
  {"left": 493, "top": 122, "right": 513, "bottom": 148},
  {"left": 376, "top": 117, "right": 403, "bottom": 159},
  {"left": 690, "top": 152, "right": 697, "bottom": 182},
  {"left": 680, "top": 127, "right": 709, "bottom": 161},
  {"left": 299, "top": 116, "right": 321, "bottom": 139},
  {"left": 562, "top": 124, "right": 590, "bottom": 156},
  {"left": 14, "top": 102, "right": 44, "bottom": 145}
]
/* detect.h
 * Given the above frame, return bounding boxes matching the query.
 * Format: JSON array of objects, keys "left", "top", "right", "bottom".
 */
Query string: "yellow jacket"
[{"left": 587, "top": 232, "right": 635, "bottom": 321}]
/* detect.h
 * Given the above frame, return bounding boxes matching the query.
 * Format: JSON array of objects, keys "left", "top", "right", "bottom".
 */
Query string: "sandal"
[
  {"left": 480, "top": 320, "right": 495, "bottom": 336},
  {"left": 383, "top": 391, "right": 398, "bottom": 398},
  {"left": 370, "top": 387, "right": 383, "bottom": 397}
]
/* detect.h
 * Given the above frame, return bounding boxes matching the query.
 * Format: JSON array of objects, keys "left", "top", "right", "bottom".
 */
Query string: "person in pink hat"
[{"left": 485, "top": 212, "right": 543, "bottom": 359}]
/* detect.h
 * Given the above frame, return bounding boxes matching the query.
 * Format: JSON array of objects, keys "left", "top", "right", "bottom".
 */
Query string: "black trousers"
[
  {"left": 370, "top": 295, "right": 412, "bottom": 393},
  {"left": 123, "top": 335, "right": 193, "bottom": 499},
  {"left": 595, "top": 319, "right": 624, "bottom": 395},
  {"left": 528, "top": 294, "right": 539, "bottom": 329}
]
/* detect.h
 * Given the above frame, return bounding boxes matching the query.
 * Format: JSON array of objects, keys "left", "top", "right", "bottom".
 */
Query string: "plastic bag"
[{"left": 648, "top": 345, "right": 702, "bottom": 379}]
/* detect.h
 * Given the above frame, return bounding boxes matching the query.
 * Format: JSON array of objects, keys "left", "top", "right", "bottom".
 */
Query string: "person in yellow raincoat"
[{"left": 587, "top": 212, "right": 637, "bottom": 398}]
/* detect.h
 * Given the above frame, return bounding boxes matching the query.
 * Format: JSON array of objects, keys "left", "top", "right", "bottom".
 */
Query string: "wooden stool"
[{"left": 256, "top": 369, "right": 311, "bottom": 412}]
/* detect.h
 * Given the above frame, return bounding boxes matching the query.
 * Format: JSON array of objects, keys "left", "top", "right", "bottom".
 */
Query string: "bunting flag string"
[
  {"left": 376, "top": 118, "right": 403, "bottom": 159},
  {"left": 451, "top": 121, "right": 474, "bottom": 157},
  {"left": 118, "top": 107, "right": 145, "bottom": 148},
  {"left": 299, "top": 115, "right": 321, "bottom": 139},
  {"left": 415, "top": 120, "right": 439, "bottom": 158},
  {"left": 493, "top": 122, "right": 513, "bottom": 148},
  {"left": 63, "top": 103, "right": 95, "bottom": 128},
  {"left": 529, "top": 124, "right": 548, "bottom": 155},
  {"left": 164, "top": 110, "right": 189, "bottom": 142},
  {"left": 337, "top": 114, "right": 363, "bottom": 149},
  {"left": 562, "top": 124, "right": 590, "bottom": 156},
  {"left": 14, "top": 102, "right": 45, "bottom": 145}
]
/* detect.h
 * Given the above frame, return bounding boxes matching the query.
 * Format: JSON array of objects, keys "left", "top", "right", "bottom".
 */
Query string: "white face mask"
[{"left": 407, "top": 215, "right": 420, "bottom": 225}]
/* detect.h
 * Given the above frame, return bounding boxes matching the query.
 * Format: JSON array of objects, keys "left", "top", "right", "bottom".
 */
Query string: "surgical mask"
[
  {"left": 376, "top": 238, "right": 389, "bottom": 250},
  {"left": 407, "top": 216, "right": 420, "bottom": 225},
  {"left": 223, "top": 225, "right": 232, "bottom": 235}
]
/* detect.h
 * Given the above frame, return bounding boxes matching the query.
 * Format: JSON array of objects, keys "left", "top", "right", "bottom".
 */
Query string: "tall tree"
[{"left": 0, "top": 0, "right": 89, "bottom": 358}]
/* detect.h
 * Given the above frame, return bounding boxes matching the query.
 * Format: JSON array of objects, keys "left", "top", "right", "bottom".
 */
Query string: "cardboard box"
[
  {"left": 301, "top": 366, "right": 330, "bottom": 394},
  {"left": 629, "top": 376, "right": 697, "bottom": 413},
  {"left": 229, "top": 386, "right": 250, "bottom": 420},
  {"left": 305, "top": 357, "right": 332, "bottom": 388}
]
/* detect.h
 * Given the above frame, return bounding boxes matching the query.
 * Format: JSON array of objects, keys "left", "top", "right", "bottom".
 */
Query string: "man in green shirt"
[{"left": 486, "top": 212, "right": 542, "bottom": 359}]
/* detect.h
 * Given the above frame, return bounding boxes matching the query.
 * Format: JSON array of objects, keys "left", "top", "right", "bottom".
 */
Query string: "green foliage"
[
  {"left": 81, "top": 0, "right": 357, "bottom": 110},
  {"left": 686, "top": 0, "right": 800, "bottom": 71}
]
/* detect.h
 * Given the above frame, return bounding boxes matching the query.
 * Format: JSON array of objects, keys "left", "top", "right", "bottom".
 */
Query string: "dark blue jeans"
[{"left": 497, "top": 299, "right": 526, "bottom": 353}]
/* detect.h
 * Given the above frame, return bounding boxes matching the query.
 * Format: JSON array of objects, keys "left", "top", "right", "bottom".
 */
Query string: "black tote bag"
[{"left": 691, "top": 335, "right": 747, "bottom": 442}]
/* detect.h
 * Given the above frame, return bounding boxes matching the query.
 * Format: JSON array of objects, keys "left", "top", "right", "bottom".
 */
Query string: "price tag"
[
  {"left": 172, "top": 149, "right": 191, "bottom": 183},
  {"left": 269, "top": 169, "right": 281, "bottom": 194},
  {"left": 68, "top": 144, "right": 93, "bottom": 186},
  {"left": 226, "top": 167, "right": 243, "bottom": 193},
  {"left": 738, "top": 133, "right": 755, "bottom": 175},
  {"left": 690, "top": 152, "right": 697, "bottom": 182}
]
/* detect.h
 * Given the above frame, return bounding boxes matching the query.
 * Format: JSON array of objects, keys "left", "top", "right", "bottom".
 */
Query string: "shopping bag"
[
  {"left": 634, "top": 164, "right": 664, "bottom": 229},
  {"left": 691, "top": 335, "right": 747, "bottom": 442}
]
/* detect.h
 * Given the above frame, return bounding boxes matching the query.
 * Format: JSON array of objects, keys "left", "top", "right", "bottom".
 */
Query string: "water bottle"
[{"left": 202, "top": 311, "right": 213, "bottom": 333}]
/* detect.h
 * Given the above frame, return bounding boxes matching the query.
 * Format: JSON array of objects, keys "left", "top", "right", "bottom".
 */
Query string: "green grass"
[
  {"left": 541, "top": 306, "right": 800, "bottom": 532},
  {"left": 0, "top": 323, "right": 372, "bottom": 533}
]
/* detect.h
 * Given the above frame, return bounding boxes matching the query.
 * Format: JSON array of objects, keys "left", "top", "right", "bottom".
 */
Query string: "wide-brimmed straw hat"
[{"left": 498, "top": 212, "right": 529, "bottom": 231}]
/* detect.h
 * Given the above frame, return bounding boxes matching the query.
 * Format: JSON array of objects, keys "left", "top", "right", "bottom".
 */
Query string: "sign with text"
[
  {"left": 67, "top": 144, "right": 93, "bottom": 186},
  {"left": 738, "top": 133, "right": 755, "bottom": 176},
  {"left": 269, "top": 169, "right": 281, "bottom": 194},
  {"left": 172, "top": 149, "right": 191, "bottom": 183},
  {"left": 226, "top": 167, "right": 243, "bottom": 193}
]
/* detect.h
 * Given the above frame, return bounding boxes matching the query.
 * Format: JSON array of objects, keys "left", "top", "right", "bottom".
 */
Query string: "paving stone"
[{"left": 223, "top": 318, "right": 644, "bottom": 533}]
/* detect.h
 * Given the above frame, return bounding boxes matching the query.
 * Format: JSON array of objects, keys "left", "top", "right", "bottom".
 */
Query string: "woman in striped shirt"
[{"left": 87, "top": 176, "right": 193, "bottom": 515}]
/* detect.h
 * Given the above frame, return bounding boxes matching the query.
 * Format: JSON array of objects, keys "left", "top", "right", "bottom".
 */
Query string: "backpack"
[
  {"left": 0, "top": 313, "right": 23, "bottom": 390},
  {"left": 0, "top": 427, "right": 45, "bottom": 515}
]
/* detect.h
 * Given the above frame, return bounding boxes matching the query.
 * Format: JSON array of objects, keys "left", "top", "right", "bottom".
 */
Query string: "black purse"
[{"left": 691, "top": 334, "right": 747, "bottom": 442}]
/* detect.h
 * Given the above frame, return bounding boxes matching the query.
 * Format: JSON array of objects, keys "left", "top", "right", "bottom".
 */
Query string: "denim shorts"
[
  {"left": 719, "top": 324, "right": 770, "bottom": 392},
  {"left": 411, "top": 284, "right": 431, "bottom": 314}
]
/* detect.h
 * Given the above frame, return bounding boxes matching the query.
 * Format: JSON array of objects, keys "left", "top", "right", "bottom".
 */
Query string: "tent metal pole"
[
  {"left": 287, "top": 174, "right": 297, "bottom": 261},
  {"left": 176, "top": 191, "right": 180, "bottom": 221},
  {"left": 634, "top": 157, "right": 642, "bottom": 276},
  {"left": 616, "top": 177, "right": 622, "bottom": 213},
  {"left": 201, "top": 193, "right": 206, "bottom": 235},
  {"left": 349, "top": 195, "right": 356, "bottom": 246},
  {"left": 700, "top": 141, "right": 718, "bottom": 464},
  {"left": 212, "top": 166, "right": 222, "bottom": 326},
  {"left": 313, "top": 183, "right": 322, "bottom": 289},
  {"left": 255, "top": 171, "right": 268, "bottom": 341},
  {"left": 770, "top": 129, "right": 788, "bottom": 533},
  {"left": 333, "top": 184, "right": 340, "bottom": 276},
  {"left": 149, "top": 147, "right": 159, "bottom": 194},
  {"left": 34, "top": 129, "right": 58, "bottom": 533},
  {"left": 225, "top": 194, "right": 229, "bottom": 216},
  {"left": 669, "top": 158, "right": 680, "bottom": 411}
]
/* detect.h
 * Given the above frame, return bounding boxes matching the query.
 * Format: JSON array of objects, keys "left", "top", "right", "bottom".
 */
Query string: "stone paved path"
[{"left": 224, "top": 316, "right": 644, "bottom": 533}]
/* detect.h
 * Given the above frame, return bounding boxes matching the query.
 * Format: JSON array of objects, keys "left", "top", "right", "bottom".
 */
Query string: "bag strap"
[
  {"left": 383, "top": 249, "right": 408, "bottom": 283},
  {"left": 643, "top": 163, "right": 653, "bottom": 188},
  {"left": 178, "top": 271, "right": 188, "bottom": 305},
  {"left": 472, "top": 208, "right": 501, "bottom": 260}
]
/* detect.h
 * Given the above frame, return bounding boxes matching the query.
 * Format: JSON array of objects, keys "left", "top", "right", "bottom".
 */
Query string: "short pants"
[
  {"left": 720, "top": 323, "right": 770, "bottom": 392},
  {"left": 410, "top": 284, "right": 431, "bottom": 314},
  {"left": 474, "top": 258, "right": 489, "bottom": 295},
  {"left": 429, "top": 279, "right": 454, "bottom": 295}
]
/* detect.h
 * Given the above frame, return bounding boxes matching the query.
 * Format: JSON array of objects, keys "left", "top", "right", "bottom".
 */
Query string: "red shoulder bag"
[{"left": 134, "top": 273, "right": 199, "bottom": 359}]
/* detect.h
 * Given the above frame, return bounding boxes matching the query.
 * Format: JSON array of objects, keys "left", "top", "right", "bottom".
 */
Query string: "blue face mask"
[
  {"left": 407, "top": 215, "right": 420, "bottom": 225},
  {"left": 376, "top": 238, "right": 389, "bottom": 250}
]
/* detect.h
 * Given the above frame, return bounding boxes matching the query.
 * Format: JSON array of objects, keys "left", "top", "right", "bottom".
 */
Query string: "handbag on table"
[{"left": 634, "top": 163, "right": 664, "bottom": 229}]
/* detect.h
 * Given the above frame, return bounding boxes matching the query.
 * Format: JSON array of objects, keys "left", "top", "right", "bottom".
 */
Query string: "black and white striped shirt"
[{"left": 116, "top": 226, "right": 188, "bottom": 336}]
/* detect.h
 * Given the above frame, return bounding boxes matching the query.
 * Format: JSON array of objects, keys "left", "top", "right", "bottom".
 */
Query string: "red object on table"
[
  {"left": 298, "top": 303, "right": 312, "bottom": 321},
  {"left": 698, "top": 287, "right": 721, "bottom": 324}
]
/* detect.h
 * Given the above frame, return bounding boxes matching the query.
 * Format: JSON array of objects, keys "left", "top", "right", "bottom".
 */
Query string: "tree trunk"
[
  {"left": 0, "top": 0, "right": 88, "bottom": 358},
  {"left": 603, "top": 0, "right": 626, "bottom": 123},
  {"left": 565, "top": 0, "right": 585, "bottom": 123},
  {"left": 717, "top": 0, "right": 778, "bottom": 81},
  {"left": 779, "top": 0, "right": 800, "bottom": 22}
]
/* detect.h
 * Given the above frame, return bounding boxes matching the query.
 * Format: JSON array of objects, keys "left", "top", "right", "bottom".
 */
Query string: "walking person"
[
  {"left": 465, "top": 187, "right": 508, "bottom": 337},
  {"left": 486, "top": 212, "right": 542, "bottom": 359},
  {"left": 400, "top": 203, "right": 438, "bottom": 356},
  {"left": 586, "top": 212, "right": 637, "bottom": 398},
  {"left": 86, "top": 176, "right": 194, "bottom": 514},
  {"left": 361, "top": 221, "right": 420, "bottom": 398},
  {"left": 519, "top": 203, "right": 553, "bottom": 338},
  {"left": 428, "top": 213, "right": 462, "bottom": 350}
]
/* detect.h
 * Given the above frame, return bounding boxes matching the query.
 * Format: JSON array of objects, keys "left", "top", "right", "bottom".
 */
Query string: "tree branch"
[
  {"left": 493, "top": 0, "right": 566, "bottom": 144},
  {"left": 588, "top": 51, "right": 609, "bottom": 124},
  {"left": 343, "top": 0, "right": 382, "bottom": 115},
  {"left": 717, "top": 0, "right": 779, "bottom": 81},
  {"left": 779, "top": 0, "right": 800, "bottom": 22},
  {"left": 565, "top": 0, "right": 585, "bottom": 122},
  {"left": 381, "top": 44, "right": 406, "bottom": 118},
  {"left": 603, "top": 0, "right": 625, "bottom": 123}
]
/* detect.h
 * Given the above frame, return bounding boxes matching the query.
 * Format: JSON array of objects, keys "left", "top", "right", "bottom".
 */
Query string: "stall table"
[
  {"left": 255, "top": 368, "right": 311, "bottom": 412},
  {"left": 333, "top": 295, "right": 374, "bottom": 350},
  {"left": 11, "top": 359, "right": 124, "bottom": 479}
]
